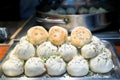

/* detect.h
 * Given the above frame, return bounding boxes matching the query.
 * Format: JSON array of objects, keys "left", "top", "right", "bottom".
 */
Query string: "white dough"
[
  {"left": 81, "top": 36, "right": 107, "bottom": 59},
  {"left": 37, "top": 41, "right": 58, "bottom": 59},
  {"left": 91, "top": 36, "right": 101, "bottom": 43},
  {"left": 2, "top": 57, "right": 24, "bottom": 76},
  {"left": 96, "top": 7, "right": 107, "bottom": 14},
  {"left": 90, "top": 53, "right": 114, "bottom": 73},
  {"left": 25, "top": 57, "right": 46, "bottom": 77},
  {"left": 78, "top": 7, "right": 88, "bottom": 14},
  {"left": 56, "top": 7, "right": 66, "bottom": 14},
  {"left": 102, "top": 48, "right": 112, "bottom": 58},
  {"left": 89, "top": 7, "right": 97, "bottom": 14},
  {"left": 67, "top": 56, "right": 89, "bottom": 76},
  {"left": 58, "top": 43, "right": 78, "bottom": 62},
  {"left": 66, "top": 7, "right": 76, "bottom": 14},
  {"left": 91, "top": 36, "right": 105, "bottom": 53},
  {"left": 47, "top": 9, "right": 58, "bottom": 15},
  {"left": 91, "top": 36, "right": 104, "bottom": 45},
  {"left": 15, "top": 41, "right": 35, "bottom": 60},
  {"left": 45, "top": 56, "right": 66, "bottom": 76},
  {"left": 81, "top": 43, "right": 98, "bottom": 59}
]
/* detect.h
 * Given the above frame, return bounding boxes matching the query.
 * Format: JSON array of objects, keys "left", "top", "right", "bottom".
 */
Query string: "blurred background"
[{"left": 0, "top": 0, "right": 119, "bottom": 21}]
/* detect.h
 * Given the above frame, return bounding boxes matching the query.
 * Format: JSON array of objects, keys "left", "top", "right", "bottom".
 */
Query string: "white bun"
[
  {"left": 45, "top": 56, "right": 66, "bottom": 76},
  {"left": 15, "top": 41, "right": 35, "bottom": 60},
  {"left": 67, "top": 56, "right": 89, "bottom": 76},
  {"left": 37, "top": 41, "right": 58, "bottom": 59},
  {"left": 2, "top": 58, "right": 24, "bottom": 76},
  {"left": 81, "top": 43, "right": 98, "bottom": 59},
  {"left": 90, "top": 53, "right": 114, "bottom": 73},
  {"left": 25, "top": 57, "right": 46, "bottom": 77},
  {"left": 58, "top": 43, "right": 78, "bottom": 62}
]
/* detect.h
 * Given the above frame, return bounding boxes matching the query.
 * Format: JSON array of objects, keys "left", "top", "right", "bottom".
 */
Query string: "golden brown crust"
[
  {"left": 48, "top": 26, "right": 68, "bottom": 46},
  {"left": 27, "top": 26, "right": 48, "bottom": 45},
  {"left": 70, "top": 27, "right": 92, "bottom": 48}
]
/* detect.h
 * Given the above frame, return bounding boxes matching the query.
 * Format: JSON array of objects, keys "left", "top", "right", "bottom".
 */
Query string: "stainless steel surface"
[
  {"left": 36, "top": 0, "right": 112, "bottom": 32},
  {"left": 36, "top": 10, "right": 110, "bottom": 32},
  {"left": 0, "top": 40, "right": 120, "bottom": 79},
  {"left": 36, "top": 17, "right": 66, "bottom": 24}
]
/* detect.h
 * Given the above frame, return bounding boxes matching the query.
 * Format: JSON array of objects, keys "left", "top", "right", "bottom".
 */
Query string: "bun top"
[
  {"left": 27, "top": 26, "right": 48, "bottom": 45},
  {"left": 70, "top": 27, "right": 92, "bottom": 48},
  {"left": 48, "top": 26, "right": 68, "bottom": 46}
]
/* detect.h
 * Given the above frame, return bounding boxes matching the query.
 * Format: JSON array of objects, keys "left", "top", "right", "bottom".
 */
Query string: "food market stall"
[{"left": 0, "top": 0, "right": 120, "bottom": 80}]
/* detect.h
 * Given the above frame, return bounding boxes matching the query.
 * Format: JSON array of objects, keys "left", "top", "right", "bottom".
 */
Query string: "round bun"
[
  {"left": 37, "top": 41, "right": 58, "bottom": 59},
  {"left": 25, "top": 57, "right": 46, "bottom": 77},
  {"left": 70, "top": 27, "right": 92, "bottom": 48},
  {"left": 15, "top": 41, "right": 35, "bottom": 60},
  {"left": 67, "top": 56, "right": 89, "bottom": 76},
  {"left": 48, "top": 26, "right": 68, "bottom": 46},
  {"left": 45, "top": 56, "right": 66, "bottom": 76},
  {"left": 27, "top": 26, "right": 48, "bottom": 45},
  {"left": 2, "top": 57, "right": 24, "bottom": 76},
  {"left": 90, "top": 53, "right": 113, "bottom": 73},
  {"left": 81, "top": 43, "right": 98, "bottom": 59},
  {"left": 58, "top": 43, "right": 78, "bottom": 62}
]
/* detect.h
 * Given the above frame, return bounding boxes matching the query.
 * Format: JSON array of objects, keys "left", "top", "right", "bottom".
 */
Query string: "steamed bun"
[
  {"left": 81, "top": 36, "right": 106, "bottom": 59},
  {"left": 89, "top": 7, "right": 97, "bottom": 14},
  {"left": 90, "top": 53, "right": 114, "bottom": 73},
  {"left": 25, "top": 57, "right": 46, "bottom": 77},
  {"left": 78, "top": 7, "right": 88, "bottom": 14},
  {"left": 56, "top": 7, "right": 66, "bottom": 14},
  {"left": 81, "top": 43, "right": 98, "bottom": 59},
  {"left": 96, "top": 7, "right": 107, "bottom": 14},
  {"left": 66, "top": 7, "right": 76, "bottom": 14},
  {"left": 91, "top": 36, "right": 105, "bottom": 53},
  {"left": 2, "top": 57, "right": 24, "bottom": 76},
  {"left": 45, "top": 56, "right": 66, "bottom": 76},
  {"left": 67, "top": 56, "right": 89, "bottom": 76},
  {"left": 37, "top": 41, "right": 58, "bottom": 59},
  {"left": 58, "top": 43, "right": 78, "bottom": 62},
  {"left": 15, "top": 41, "right": 35, "bottom": 60}
]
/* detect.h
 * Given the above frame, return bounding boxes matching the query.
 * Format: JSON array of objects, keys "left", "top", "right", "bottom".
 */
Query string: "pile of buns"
[
  {"left": 2, "top": 26, "right": 114, "bottom": 77},
  {"left": 47, "top": 7, "right": 107, "bottom": 15}
]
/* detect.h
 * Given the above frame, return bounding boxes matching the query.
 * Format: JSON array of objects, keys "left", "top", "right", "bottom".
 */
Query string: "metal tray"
[{"left": 0, "top": 40, "right": 120, "bottom": 80}]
